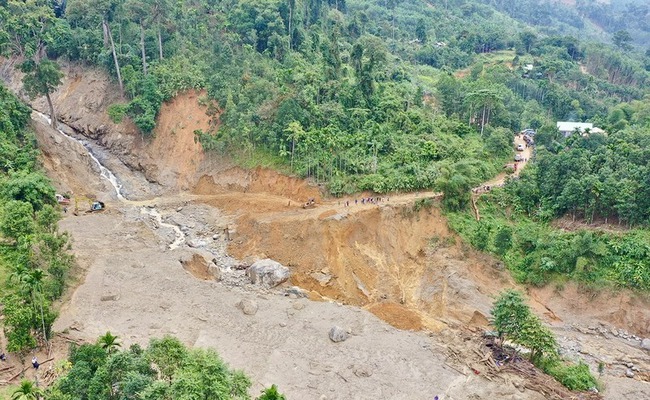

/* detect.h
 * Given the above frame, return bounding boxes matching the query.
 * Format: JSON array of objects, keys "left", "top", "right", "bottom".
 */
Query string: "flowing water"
[
  {"left": 32, "top": 111, "right": 185, "bottom": 249},
  {"left": 139, "top": 207, "right": 186, "bottom": 250},
  {"left": 33, "top": 111, "right": 124, "bottom": 200}
]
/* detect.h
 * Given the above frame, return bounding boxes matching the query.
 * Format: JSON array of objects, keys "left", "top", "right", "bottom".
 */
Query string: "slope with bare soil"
[{"left": 3, "top": 62, "right": 650, "bottom": 398}]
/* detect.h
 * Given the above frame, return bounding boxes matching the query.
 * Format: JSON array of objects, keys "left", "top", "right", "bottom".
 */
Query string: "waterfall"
[{"left": 33, "top": 111, "right": 125, "bottom": 200}]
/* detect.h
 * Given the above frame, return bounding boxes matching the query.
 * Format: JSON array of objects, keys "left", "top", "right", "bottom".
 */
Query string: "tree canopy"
[{"left": 46, "top": 334, "right": 284, "bottom": 400}]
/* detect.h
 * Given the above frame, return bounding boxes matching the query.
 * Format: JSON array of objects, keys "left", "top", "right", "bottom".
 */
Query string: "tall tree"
[
  {"left": 415, "top": 18, "right": 427, "bottom": 44},
  {"left": 21, "top": 269, "right": 49, "bottom": 351},
  {"left": 0, "top": 0, "right": 55, "bottom": 59},
  {"left": 465, "top": 87, "right": 503, "bottom": 136},
  {"left": 612, "top": 29, "right": 632, "bottom": 51},
  {"left": 67, "top": 0, "right": 125, "bottom": 92},
  {"left": 145, "top": 0, "right": 170, "bottom": 59},
  {"left": 126, "top": 0, "right": 149, "bottom": 75},
  {"left": 19, "top": 59, "right": 63, "bottom": 128}
]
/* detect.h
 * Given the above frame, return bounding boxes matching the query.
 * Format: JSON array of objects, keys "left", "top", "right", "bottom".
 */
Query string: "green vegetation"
[
  {"left": 449, "top": 193, "right": 650, "bottom": 290},
  {"left": 11, "top": 379, "right": 44, "bottom": 400},
  {"left": 448, "top": 92, "right": 650, "bottom": 290},
  {"left": 1, "top": 0, "right": 649, "bottom": 393},
  {"left": 3, "top": 0, "right": 648, "bottom": 196},
  {"left": 491, "top": 290, "right": 598, "bottom": 391},
  {"left": 44, "top": 333, "right": 284, "bottom": 400},
  {"left": 0, "top": 85, "right": 73, "bottom": 355}
]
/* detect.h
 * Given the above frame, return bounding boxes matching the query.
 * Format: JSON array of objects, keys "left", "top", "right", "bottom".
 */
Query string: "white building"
[{"left": 556, "top": 121, "right": 594, "bottom": 137}]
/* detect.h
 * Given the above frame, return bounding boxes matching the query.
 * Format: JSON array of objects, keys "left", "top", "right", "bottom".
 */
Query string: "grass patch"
[{"left": 231, "top": 147, "right": 293, "bottom": 175}]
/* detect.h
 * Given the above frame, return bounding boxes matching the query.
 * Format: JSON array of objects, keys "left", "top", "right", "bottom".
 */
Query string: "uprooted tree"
[{"left": 490, "top": 290, "right": 599, "bottom": 391}]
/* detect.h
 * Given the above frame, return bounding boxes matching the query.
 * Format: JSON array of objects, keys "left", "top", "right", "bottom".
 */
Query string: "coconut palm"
[
  {"left": 11, "top": 380, "right": 44, "bottom": 400},
  {"left": 98, "top": 331, "right": 121, "bottom": 354},
  {"left": 22, "top": 269, "right": 48, "bottom": 349}
]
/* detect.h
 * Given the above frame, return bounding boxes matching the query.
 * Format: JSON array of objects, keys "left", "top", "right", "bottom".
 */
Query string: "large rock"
[
  {"left": 246, "top": 259, "right": 290, "bottom": 288},
  {"left": 329, "top": 326, "right": 349, "bottom": 343},
  {"left": 237, "top": 299, "right": 259, "bottom": 315},
  {"left": 641, "top": 338, "right": 650, "bottom": 350}
]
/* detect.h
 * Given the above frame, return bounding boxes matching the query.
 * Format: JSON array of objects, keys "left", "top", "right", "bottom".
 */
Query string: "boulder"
[
  {"left": 329, "top": 326, "right": 348, "bottom": 343},
  {"left": 641, "top": 338, "right": 650, "bottom": 350},
  {"left": 246, "top": 259, "right": 290, "bottom": 288},
  {"left": 237, "top": 299, "right": 258, "bottom": 315}
]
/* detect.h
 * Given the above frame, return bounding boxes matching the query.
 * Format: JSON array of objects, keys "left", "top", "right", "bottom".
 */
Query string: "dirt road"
[
  {"left": 478, "top": 134, "right": 533, "bottom": 190},
  {"left": 4, "top": 78, "right": 648, "bottom": 398}
]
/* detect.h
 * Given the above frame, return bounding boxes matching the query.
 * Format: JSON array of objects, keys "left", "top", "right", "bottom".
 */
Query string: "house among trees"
[{"left": 556, "top": 121, "right": 604, "bottom": 137}]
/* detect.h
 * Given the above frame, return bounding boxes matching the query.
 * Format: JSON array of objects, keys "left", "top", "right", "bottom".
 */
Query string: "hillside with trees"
[
  {"left": 1, "top": 0, "right": 650, "bottom": 397},
  {"left": 0, "top": 0, "right": 648, "bottom": 318},
  {"left": 0, "top": 85, "right": 73, "bottom": 356}
]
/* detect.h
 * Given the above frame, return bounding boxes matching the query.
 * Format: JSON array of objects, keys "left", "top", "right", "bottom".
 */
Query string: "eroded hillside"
[{"left": 2, "top": 61, "right": 650, "bottom": 399}]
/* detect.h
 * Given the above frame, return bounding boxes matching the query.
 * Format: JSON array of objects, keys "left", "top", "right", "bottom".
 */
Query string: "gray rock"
[
  {"left": 246, "top": 259, "right": 290, "bottom": 288},
  {"left": 329, "top": 326, "right": 348, "bottom": 343},
  {"left": 208, "top": 265, "right": 222, "bottom": 281},
  {"left": 353, "top": 365, "right": 372, "bottom": 378},
  {"left": 641, "top": 338, "right": 650, "bottom": 350},
  {"left": 311, "top": 272, "right": 332, "bottom": 286},
  {"left": 285, "top": 286, "right": 308, "bottom": 298},
  {"left": 626, "top": 369, "right": 635, "bottom": 378},
  {"left": 212, "top": 234, "right": 218, "bottom": 240},
  {"left": 237, "top": 299, "right": 258, "bottom": 315},
  {"left": 187, "top": 239, "right": 207, "bottom": 248}
]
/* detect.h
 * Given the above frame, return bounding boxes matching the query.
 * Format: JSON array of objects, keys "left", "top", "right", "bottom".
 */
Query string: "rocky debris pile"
[
  {"left": 246, "top": 259, "right": 290, "bottom": 288},
  {"left": 556, "top": 323, "right": 650, "bottom": 383}
]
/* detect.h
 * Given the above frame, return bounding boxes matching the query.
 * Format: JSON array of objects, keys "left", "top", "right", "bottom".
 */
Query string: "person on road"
[{"left": 32, "top": 356, "right": 39, "bottom": 369}]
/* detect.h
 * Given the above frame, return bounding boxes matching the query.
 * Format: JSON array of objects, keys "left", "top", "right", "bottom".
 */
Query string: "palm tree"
[
  {"left": 22, "top": 269, "right": 48, "bottom": 350},
  {"left": 9, "top": 264, "right": 29, "bottom": 287},
  {"left": 98, "top": 331, "right": 121, "bottom": 354},
  {"left": 11, "top": 380, "right": 44, "bottom": 400}
]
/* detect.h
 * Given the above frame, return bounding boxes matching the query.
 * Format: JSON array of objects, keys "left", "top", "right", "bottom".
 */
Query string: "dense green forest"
[
  {"left": 3, "top": 0, "right": 648, "bottom": 195},
  {"left": 0, "top": 0, "right": 648, "bottom": 281},
  {"left": 0, "top": 85, "right": 73, "bottom": 355},
  {"left": 1, "top": 0, "right": 649, "bottom": 286}
]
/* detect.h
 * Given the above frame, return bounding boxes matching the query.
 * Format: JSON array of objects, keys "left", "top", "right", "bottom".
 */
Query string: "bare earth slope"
[{"left": 2, "top": 60, "right": 650, "bottom": 398}]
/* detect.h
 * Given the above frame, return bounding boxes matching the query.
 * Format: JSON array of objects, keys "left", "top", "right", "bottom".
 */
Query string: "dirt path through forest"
[
  {"left": 479, "top": 134, "right": 532, "bottom": 190},
  {"left": 4, "top": 94, "right": 649, "bottom": 399}
]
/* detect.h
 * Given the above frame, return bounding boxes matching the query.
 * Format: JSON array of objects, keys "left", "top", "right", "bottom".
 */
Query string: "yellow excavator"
[{"left": 73, "top": 196, "right": 106, "bottom": 215}]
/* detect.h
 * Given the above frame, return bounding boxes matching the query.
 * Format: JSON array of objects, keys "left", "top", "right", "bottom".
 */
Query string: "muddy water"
[
  {"left": 140, "top": 207, "right": 185, "bottom": 250},
  {"left": 32, "top": 111, "right": 187, "bottom": 249}
]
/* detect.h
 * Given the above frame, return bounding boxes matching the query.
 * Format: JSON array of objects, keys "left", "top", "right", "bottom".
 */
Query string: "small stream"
[
  {"left": 32, "top": 111, "right": 185, "bottom": 250},
  {"left": 33, "top": 111, "right": 125, "bottom": 200},
  {"left": 140, "top": 207, "right": 185, "bottom": 250}
]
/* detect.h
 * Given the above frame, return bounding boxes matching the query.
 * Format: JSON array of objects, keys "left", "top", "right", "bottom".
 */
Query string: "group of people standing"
[
  {"left": 340, "top": 196, "right": 389, "bottom": 207},
  {"left": 0, "top": 350, "right": 40, "bottom": 369}
]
